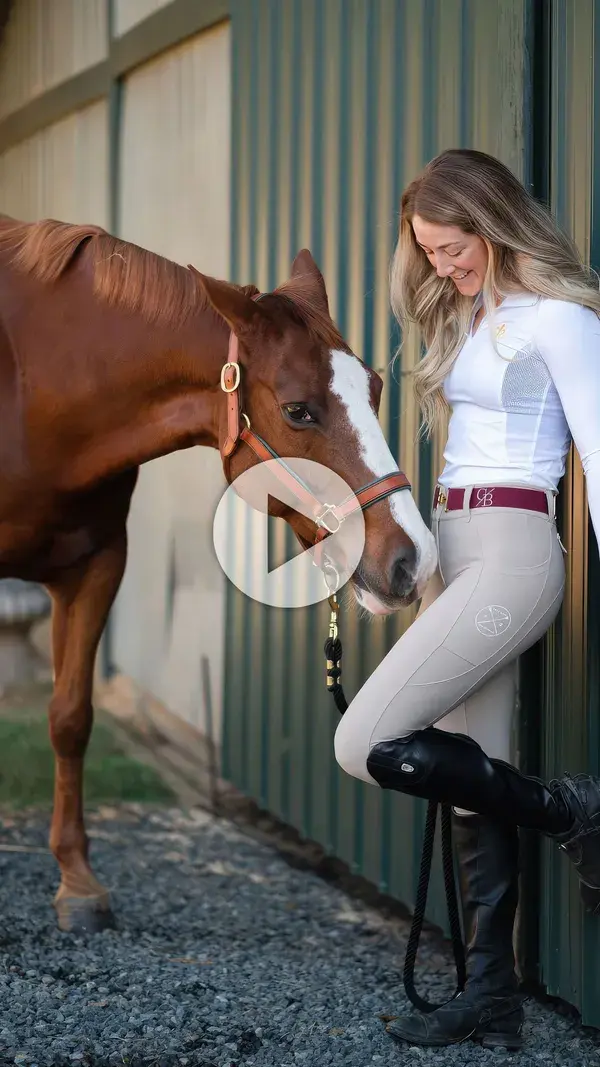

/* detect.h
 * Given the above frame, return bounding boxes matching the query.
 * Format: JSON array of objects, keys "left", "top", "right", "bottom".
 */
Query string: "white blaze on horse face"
[{"left": 329, "top": 350, "right": 437, "bottom": 606}]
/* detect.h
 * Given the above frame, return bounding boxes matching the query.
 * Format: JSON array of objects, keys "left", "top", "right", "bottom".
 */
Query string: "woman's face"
[{"left": 411, "top": 215, "right": 489, "bottom": 298}]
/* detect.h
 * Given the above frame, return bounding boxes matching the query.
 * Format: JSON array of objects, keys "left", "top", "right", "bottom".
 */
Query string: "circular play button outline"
[{"left": 212, "top": 457, "right": 366, "bottom": 608}]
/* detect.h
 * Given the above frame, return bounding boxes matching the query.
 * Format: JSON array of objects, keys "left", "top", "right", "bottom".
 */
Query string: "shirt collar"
[
  {"left": 472, "top": 291, "right": 539, "bottom": 309},
  {"left": 466, "top": 290, "right": 539, "bottom": 338},
  {"left": 499, "top": 292, "right": 540, "bottom": 308},
  {"left": 470, "top": 291, "right": 539, "bottom": 318}
]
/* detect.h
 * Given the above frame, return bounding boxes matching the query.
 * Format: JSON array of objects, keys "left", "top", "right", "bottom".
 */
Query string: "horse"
[{"left": 0, "top": 213, "right": 437, "bottom": 933}]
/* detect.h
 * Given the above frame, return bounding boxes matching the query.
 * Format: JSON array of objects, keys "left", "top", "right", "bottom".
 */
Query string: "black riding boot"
[
  {"left": 388, "top": 814, "right": 524, "bottom": 1049},
  {"left": 366, "top": 727, "right": 600, "bottom": 913}
]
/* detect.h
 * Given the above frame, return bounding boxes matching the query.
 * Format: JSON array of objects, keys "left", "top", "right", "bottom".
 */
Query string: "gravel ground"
[{"left": 0, "top": 805, "right": 599, "bottom": 1067}]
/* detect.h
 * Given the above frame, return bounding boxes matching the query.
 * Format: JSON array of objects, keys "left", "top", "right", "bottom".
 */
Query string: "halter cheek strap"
[{"left": 220, "top": 329, "right": 244, "bottom": 461}]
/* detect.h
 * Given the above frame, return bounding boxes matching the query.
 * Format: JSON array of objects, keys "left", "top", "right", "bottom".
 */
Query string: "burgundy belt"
[{"left": 433, "top": 485, "right": 550, "bottom": 515}]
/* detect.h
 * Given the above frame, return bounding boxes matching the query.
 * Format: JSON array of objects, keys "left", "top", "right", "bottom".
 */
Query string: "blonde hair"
[{"left": 390, "top": 148, "right": 600, "bottom": 434}]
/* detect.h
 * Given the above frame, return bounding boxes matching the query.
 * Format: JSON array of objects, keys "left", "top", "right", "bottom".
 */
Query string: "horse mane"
[
  {"left": 0, "top": 215, "right": 349, "bottom": 348},
  {"left": 0, "top": 215, "right": 259, "bottom": 328}
]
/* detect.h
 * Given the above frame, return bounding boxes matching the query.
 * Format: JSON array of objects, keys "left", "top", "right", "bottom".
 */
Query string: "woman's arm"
[{"left": 536, "top": 298, "right": 600, "bottom": 548}]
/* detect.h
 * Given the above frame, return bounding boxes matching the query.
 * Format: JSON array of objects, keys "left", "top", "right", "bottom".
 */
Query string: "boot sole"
[
  {"left": 481, "top": 1030, "right": 524, "bottom": 1050},
  {"left": 387, "top": 1023, "right": 524, "bottom": 1050}
]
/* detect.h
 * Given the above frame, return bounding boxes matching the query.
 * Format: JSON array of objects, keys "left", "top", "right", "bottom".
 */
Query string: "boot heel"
[
  {"left": 479, "top": 1007, "right": 524, "bottom": 1051},
  {"left": 481, "top": 1030, "right": 524, "bottom": 1051}
]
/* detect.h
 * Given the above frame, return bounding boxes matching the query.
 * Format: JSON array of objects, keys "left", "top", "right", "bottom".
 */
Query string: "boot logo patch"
[
  {"left": 400, "top": 762, "right": 416, "bottom": 773},
  {"left": 475, "top": 605, "right": 512, "bottom": 637}
]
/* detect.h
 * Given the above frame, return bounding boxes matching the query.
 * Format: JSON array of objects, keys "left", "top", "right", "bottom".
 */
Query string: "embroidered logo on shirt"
[
  {"left": 495, "top": 323, "right": 507, "bottom": 339},
  {"left": 475, "top": 605, "right": 512, "bottom": 637}
]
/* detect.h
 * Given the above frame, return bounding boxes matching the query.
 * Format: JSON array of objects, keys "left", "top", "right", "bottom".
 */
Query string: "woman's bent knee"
[{"left": 333, "top": 716, "right": 376, "bottom": 785}]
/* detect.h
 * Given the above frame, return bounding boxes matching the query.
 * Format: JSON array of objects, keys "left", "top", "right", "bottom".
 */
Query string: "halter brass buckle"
[{"left": 221, "top": 362, "right": 241, "bottom": 393}]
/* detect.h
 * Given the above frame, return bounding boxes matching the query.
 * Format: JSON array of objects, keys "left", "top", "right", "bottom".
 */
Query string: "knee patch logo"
[{"left": 475, "top": 605, "right": 512, "bottom": 637}]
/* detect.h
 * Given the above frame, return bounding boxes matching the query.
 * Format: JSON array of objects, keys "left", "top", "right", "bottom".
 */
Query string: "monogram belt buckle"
[{"left": 474, "top": 487, "right": 495, "bottom": 509}]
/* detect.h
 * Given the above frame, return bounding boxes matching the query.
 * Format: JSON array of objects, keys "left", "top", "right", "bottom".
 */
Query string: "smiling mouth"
[{"left": 453, "top": 271, "right": 470, "bottom": 281}]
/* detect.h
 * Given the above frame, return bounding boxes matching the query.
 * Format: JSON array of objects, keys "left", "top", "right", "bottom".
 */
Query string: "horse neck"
[{"left": 58, "top": 300, "right": 230, "bottom": 491}]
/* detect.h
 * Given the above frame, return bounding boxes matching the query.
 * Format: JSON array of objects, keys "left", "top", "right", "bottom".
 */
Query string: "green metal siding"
[
  {"left": 225, "top": 0, "right": 533, "bottom": 937},
  {"left": 536, "top": 0, "right": 600, "bottom": 1027}
]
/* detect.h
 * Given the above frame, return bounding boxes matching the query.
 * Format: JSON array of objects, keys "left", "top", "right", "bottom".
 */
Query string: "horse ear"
[
  {"left": 188, "top": 265, "right": 265, "bottom": 333},
  {"left": 289, "top": 249, "right": 329, "bottom": 312}
]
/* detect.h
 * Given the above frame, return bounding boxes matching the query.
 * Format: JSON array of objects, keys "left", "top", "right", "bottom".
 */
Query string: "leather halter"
[{"left": 219, "top": 324, "right": 412, "bottom": 552}]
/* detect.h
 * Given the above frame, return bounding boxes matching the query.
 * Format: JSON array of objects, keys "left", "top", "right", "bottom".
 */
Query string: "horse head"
[{"left": 190, "top": 250, "right": 437, "bottom": 614}]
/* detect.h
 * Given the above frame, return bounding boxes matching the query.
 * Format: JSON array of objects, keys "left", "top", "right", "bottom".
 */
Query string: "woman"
[{"left": 334, "top": 148, "right": 600, "bottom": 1050}]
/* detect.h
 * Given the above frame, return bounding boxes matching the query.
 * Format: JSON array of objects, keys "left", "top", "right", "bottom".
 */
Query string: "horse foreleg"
[{"left": 47, "top": 532, "right": 127, "bottom": 933}]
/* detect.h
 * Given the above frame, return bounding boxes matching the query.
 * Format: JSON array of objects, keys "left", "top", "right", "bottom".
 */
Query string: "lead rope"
[{"left": 324, "top": 593, "right": 466, "bottom": 1013}]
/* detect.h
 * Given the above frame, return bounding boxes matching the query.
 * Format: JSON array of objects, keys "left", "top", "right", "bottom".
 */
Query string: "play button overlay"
[
  {"left": 267, "top": 501, "right": 308, "bottom": 572},
  {"left": 212, "top": 457, "right": 366, "bottom": 608}
]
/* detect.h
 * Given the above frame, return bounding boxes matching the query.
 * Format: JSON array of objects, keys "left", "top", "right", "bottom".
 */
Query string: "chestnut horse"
[{"left": 0, "top": 214, "right": 437, "bottom": 932}]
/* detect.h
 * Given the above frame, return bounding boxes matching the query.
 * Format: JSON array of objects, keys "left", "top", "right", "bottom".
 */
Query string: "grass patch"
[{"left": 0, "top": 717, "right": 176, "bottom": 809}]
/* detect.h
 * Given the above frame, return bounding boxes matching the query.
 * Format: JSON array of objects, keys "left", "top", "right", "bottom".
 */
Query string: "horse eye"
[{"left": 282, "top": 403, "right": 316, "bottom": 425}]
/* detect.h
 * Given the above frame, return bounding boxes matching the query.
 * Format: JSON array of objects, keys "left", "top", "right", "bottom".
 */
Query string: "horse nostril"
[{"left": 390, "top": 542, "right": 417, "bottom": 597}]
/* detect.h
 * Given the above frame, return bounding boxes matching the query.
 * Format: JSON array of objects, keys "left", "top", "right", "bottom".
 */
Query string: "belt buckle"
[
  {"left": 220, "top": 361, "right": 241, "bottom": 393},
  {"left": 436, "top": 487, "right": 448, "bottom": 512}
]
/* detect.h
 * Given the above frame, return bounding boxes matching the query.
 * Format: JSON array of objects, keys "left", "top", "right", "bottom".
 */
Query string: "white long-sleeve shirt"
[{"left": 439, "top": 292, "right": 600, "bottom": 543}]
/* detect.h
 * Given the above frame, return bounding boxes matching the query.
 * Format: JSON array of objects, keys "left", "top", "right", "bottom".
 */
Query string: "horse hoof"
[{"left": 55, "top": 895, "right": 116, "bottom": 934}]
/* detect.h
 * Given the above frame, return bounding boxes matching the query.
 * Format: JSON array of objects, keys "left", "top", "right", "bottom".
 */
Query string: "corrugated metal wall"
[
  {"left": 110, "top": 23, "right": 231, "bottom": 741},
  {"left": 0, "top": 0, "right": 107, "bottom": 117},
  {"left": 536, "top": 0, "right": 600, "bottom": 1025},
  {"left": 224, "top": 0, "right": 533, "bottom": 935},
  {"left": 0, "top": 100, "right": 109, "bottom": 225}
]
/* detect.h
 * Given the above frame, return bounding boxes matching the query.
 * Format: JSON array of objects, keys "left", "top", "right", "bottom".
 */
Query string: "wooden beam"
[
  {"left": 0, "top": 0, "right": 230, "bottom": 153},
  {"left": 111, "top": 0, "right": 229, "bottom": 77},
  {"left": 0, "top": 60, "right": 111, "bottom": 153}
]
